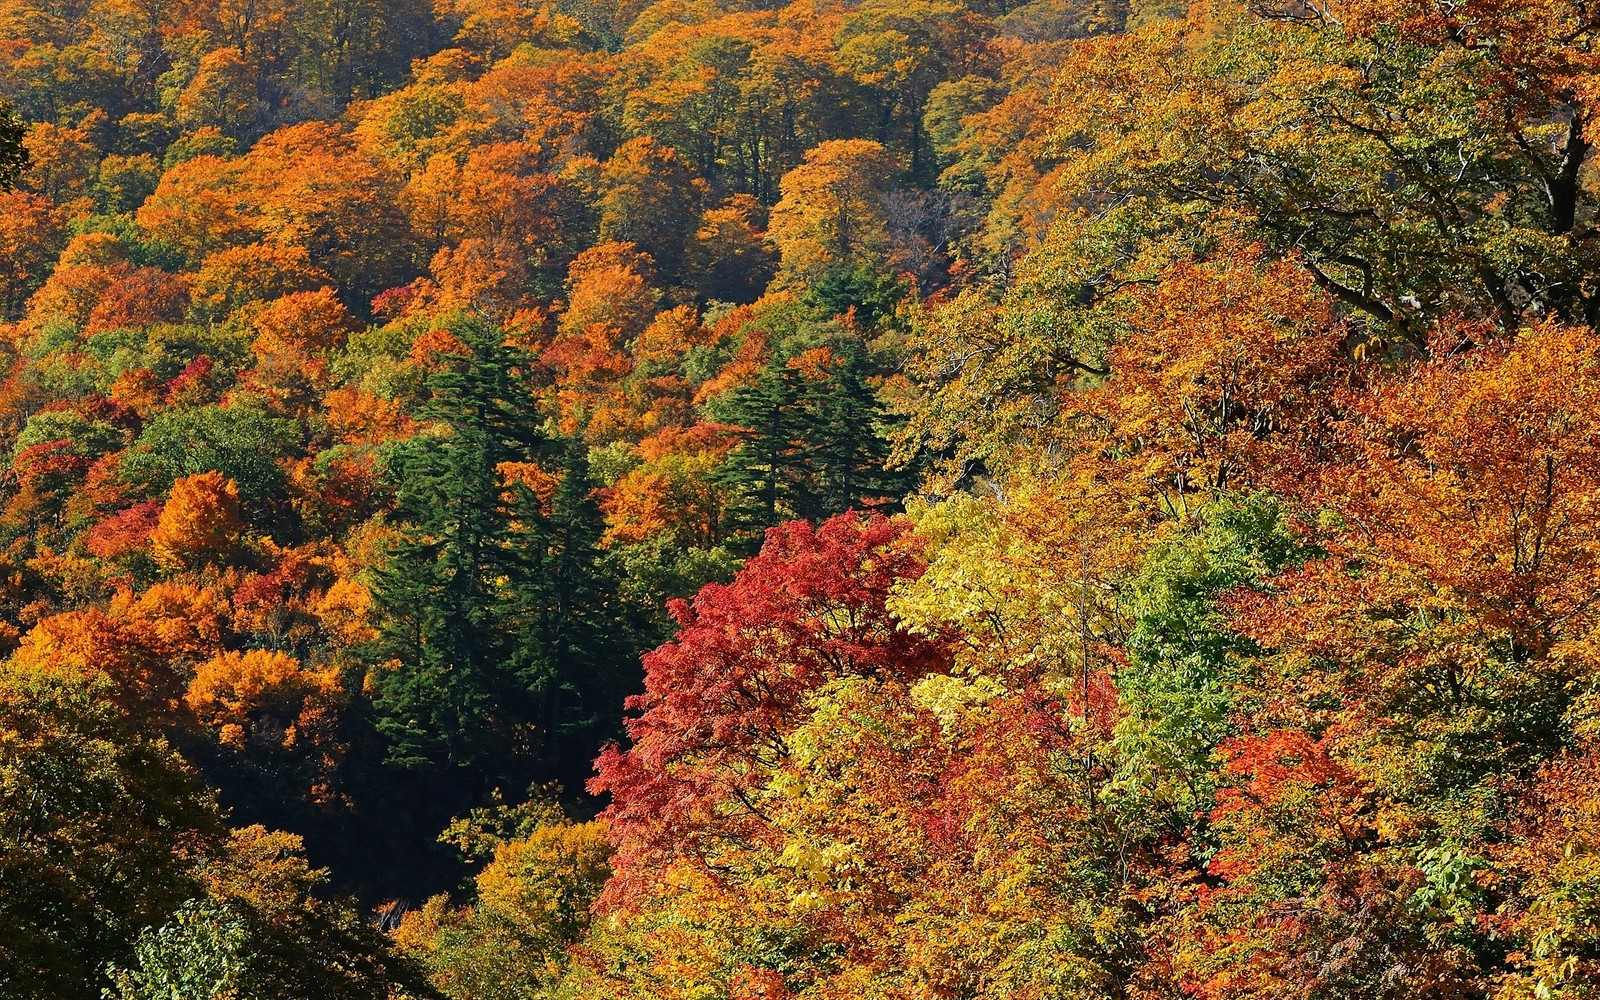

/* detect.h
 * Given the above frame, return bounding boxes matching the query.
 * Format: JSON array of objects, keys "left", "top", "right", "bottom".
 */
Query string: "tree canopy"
[{"left": 4, "top": 0, "right": 1600, "bottom": 997}]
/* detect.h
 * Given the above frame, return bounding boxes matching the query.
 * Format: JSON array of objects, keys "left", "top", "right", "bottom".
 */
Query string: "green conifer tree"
[
  {"left": 712, "top": 340, "right": 910, "bottom": 539},
  {"left": 369, "top": 318, "right": 632, "bottom": 782}
]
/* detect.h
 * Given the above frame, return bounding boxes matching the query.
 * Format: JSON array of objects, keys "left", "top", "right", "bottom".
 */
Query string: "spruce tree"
[
  {"left": 710, "top": 356, "right": 813, "bottom": 533},
  {"left": 502, "top": 442, "right": 636, "bottom": 776},
  {"left": 800, "top": 341, "right": 910, "bottom": 518},
  {"left": 368, "top": 318, "right": 631, "bottom": 782},
  {"left": 712, "top": 340, "right": 909, "bottom": 540}
]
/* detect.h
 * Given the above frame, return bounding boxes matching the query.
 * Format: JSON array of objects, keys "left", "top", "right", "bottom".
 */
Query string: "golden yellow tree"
[{"left": 150, "top": 471, "right": 244, "bottom": 570}]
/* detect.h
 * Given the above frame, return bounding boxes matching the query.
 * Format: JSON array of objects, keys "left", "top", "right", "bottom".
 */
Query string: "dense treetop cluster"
[{"left": 3, "top": 0, "right": 1600, "bottom": 997}]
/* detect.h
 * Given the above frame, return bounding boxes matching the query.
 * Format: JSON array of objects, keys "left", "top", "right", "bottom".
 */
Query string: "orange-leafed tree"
[
  {"left": 185, "top": 648, "right": 344, "bottom": 752},
  {"left": 546, "top": 242, "right": 659, "bottom": 437},
  {"left": 240, "top": 122, "right": 416, "bottom": 307},
  {"left": 6, "top": 580, "right": 226, "bottom": 720},
  {"left": 136, "top": 154, "right": 254, "bottom": 265},
  {"left": 82, "top": 264, "right": 190, "bottom": 336},
  {"left": 598, "top": 136, "right": 704, "bottom": 283},
  {"left": 1070, "top": 246, "right": 1347, "bottom": 515},
  {"left": 0, "top": 190, "right": 66, "bottom": 312},
  {"left": 174, "top": 46, "right": 263, "bottom": 139},
  {"left": 767, "top": 139, "right": 900, "bottom": 287},
  {"left": 250, "top": 287, "right": 354, "bottom": 358},
  {"left": 243, "top": 288, "right": 354, "bottom": 412},
  {"left": 687, "top": 194, "right": 776, "bottom": 304},
  {"left": 150, "top": 471, "right": 244, "bottom": 570},
  {"left": 20, "top": 120, "right": 97, "bottom": 204},
  {"left": 188, "top": 243, "right": 332, "bottom": 322}
]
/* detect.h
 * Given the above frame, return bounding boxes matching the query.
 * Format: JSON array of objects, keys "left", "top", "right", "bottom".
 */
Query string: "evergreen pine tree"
[
  {"left": 800, "top": 341, "right": 911, "bottom": 517},
  {"left": 710, "top": 356, "right": 813, "bottom": 533},
  {"left": 712, "top": 340, "right": 910, "bottom": 540},
  {"left": 368, "top": 318, "right": 632, "bottom": 783},
  {"left": 503, "top": 442, "right": 637, "bottom": 777}
]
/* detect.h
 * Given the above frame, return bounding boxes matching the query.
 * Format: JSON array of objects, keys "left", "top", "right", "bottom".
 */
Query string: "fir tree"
[
  {"left": 712, "top": 339, "right": 910, "bottom": 539},
  {"left": 368, "top": 318, "right": 632, "bottom": 782},
  {"left": 801, "top": 340, "right": 910, "bottom": 518},
  {"left": 710, "top": 356, "right": 813, "bottom": 533}
]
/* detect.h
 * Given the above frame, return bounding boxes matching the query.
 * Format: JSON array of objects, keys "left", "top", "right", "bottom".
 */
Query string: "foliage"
[
  {"left": 0, "top": 664, "right": 211, "bottom": 1000},
  {"left": 7, "top": 1, "right": 1600, "bottom": 998},
  {"left": 368, "top": 316, "right": 636, "bottom": 781},
  {"left": 103, "top": 901, "right": 250, "bottom": 1000}
]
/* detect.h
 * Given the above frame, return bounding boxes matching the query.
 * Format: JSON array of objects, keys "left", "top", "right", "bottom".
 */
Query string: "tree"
[
  {"left": 181, "top": 825, "right": 438, "bottom": 1000},
  {"left": 601, "top": 429, "right": 737, "bottom": 550},
  {"left": 369, "top": 318, "right": 633, "bottom": 783},
  {"left": 185, "top": 648, "right": 343, "bottom": 753},
  {"left": 711, "top": 341, "right": 908, "bottom": 536},
  {"left": 546, "top": 242, "right": 660, "bottom": 438},
  {"left": 93, "top": 152, "right": 161, "bottom": 214},
  {"left": 767, "top": 139, "right": 900, "bottom": 287},
  {"left": 0, "top": 100, "right": 26, "bottom": 191},
  {"left": 0, "top": 191, "right": 64, "bottom": 313},
  {"left": 188, "top": 243, "right": 332, "bottom": 322},
  {"left": 174, "top": 47, "right": 263, "bottom": 140},
  {"left": 82, "top": 264, "right": 190, "bottom": 336},
  {"left": 591, "top": 512, "right": 949, "bottom": 895},
  {"left": 597, "top": 136, "right": 704, "bottom": 284},
  {"left": 104, "top": 902, "right": 251, "bottom": 1000},
  {"left": 398, "top": 814, "right": 612, "bottom": 1000},
  {"left": 0, "top": 663, "right": 214, "bottom": 1000},
  {"left": 135, "top": 154, "right": 254, "bottom": 265},
  {"left": 20, "top": 119, "right": 96, "bottom": 202},
  {"left": 241, "top": 122, "right": 416, "bottom": 309},
  {"left": 707, "top": 350, "right": 813, "bottom": 530},
  {"left": 799, "top": 342, "right": 910, "bottom": 515},
  {"left": 121, "top": 401, "right": 301, "bottom": 515},
  {"left": 149, "top": 470, "right": 243, "bottom": 569},
  {"left": 1049, "top": 0, "right": 1600, "bottom": 342},
  {"left": 834, "top": 0, "right": 996, "bottom": 177},
  {"left": 1068, "top": 245, "right": 1345, "bottom": 513},
  {"left": 686, "top": 194, "right": 776, "bottom": 304}
]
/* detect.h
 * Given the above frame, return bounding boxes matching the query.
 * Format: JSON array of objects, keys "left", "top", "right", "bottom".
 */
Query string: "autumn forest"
[{"left": 0, "top": 0, "right": 1597, "bottom": 996}]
